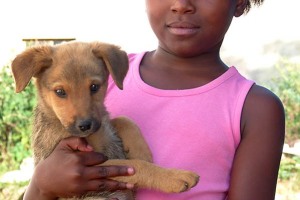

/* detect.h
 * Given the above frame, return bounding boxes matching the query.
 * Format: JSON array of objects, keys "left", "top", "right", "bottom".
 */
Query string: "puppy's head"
[{"left": 11, "top": 41, "right": 129, "bottom": 137}]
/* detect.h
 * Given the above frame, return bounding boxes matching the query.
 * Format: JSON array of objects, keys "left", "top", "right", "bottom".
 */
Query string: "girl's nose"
[{"left": 171, "top": 0, "right": 195, "bottom": 14}]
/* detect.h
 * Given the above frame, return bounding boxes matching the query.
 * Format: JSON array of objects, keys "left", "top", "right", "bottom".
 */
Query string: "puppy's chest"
[
  {"left": 86, "top": 126, "right": 127, "bottom": 160},
  {"left": 32, "top": 110, "right": 70, "bottom": 164}
]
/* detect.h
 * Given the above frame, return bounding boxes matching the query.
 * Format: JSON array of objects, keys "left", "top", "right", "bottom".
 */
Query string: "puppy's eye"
[
  {"left": 90, "top": 84, "right": 100, "bottom": 93},
  {"left": 55, "top": 89, "right": 67, "bottom": 98}
]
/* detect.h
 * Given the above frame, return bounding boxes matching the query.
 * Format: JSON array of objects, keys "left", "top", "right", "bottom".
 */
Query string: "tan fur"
[{"left": 11, "top": 41, "right": 199, "bottom": 200}]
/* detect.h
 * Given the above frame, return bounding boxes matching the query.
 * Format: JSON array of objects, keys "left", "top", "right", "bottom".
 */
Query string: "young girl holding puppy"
[{"left": 24, "top": 0, "right": 285, "bottom": 199}]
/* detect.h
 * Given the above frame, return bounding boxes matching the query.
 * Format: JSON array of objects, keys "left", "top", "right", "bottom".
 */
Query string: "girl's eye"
[
  {"left": 90, "top": 84, "right": 100, "bottom": 93},
  {"left": 55, "top": 89, "right": 67, "bottom": 98}
]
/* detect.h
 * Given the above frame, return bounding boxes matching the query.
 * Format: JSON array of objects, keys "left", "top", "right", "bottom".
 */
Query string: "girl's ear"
[{"left": 234, "top": 0, "right": 248, "bottom": 17}]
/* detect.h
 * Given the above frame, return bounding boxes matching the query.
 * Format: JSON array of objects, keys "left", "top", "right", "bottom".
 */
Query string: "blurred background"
[{"left": 0, "top": 0, "right": 299, "bottom": 199}]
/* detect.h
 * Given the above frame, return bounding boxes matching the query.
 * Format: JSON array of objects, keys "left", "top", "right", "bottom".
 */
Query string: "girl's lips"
[
  {"left": 168, "top": 27, "right": 199, "bottom": 35},
  {"left": 167, "top": 22, "right": 200, "bottom": 36}
]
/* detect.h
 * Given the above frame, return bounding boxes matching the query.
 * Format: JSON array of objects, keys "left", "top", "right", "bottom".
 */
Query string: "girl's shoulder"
[
  {"left": 245, "top": 84, "right": 284, "bottom": 119},
  {"left": 241, "top": 83, "right": 285, "bottom": 139}
]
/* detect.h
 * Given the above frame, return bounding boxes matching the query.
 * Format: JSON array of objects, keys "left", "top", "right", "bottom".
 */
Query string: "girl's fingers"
[
  {"left": 83, "top": 165, "right": 135, "bottom": 180},
  {"left": 85, "top": 179, "right": 134, "bottom": 192},
  {"left": 79, "top": 151, "right": 108, "bottom": 166},
  {"left": 60, "top": 137, "right": 94, "bottom": 152}
]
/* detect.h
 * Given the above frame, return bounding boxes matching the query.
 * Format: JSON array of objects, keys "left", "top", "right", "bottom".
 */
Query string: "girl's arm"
[
  {"left": 23, "top": 137, "right": 134, "bottom": 200},
  {"left": 228, "top": 84, "right": 285, "bottom": 200}
]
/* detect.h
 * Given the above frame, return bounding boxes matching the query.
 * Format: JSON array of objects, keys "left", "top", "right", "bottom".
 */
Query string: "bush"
[
  {"left": 279, "top": 155, "right": 300, "bottom": 180},
  {"left": 271, "top": 60, "right": 300, "bottom": 143},
  {"left": 278, "top": 155, "right": 300, "bottom": 193},
  {"left": 0, "top": 66, "right": 35, "bottom": 174},
  {"left": 270, "top": 60, "right": 300, "bottom": 194}
]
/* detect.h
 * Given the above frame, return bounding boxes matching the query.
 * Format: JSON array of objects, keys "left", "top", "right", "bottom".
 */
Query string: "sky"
[{"left": 0, "top": 0, "right": 299, "bottom": 70}]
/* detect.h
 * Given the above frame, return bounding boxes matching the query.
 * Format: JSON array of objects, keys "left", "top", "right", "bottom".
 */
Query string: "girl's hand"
[{"left": 23, "top": 137, "right": 135, "bottom": 200}]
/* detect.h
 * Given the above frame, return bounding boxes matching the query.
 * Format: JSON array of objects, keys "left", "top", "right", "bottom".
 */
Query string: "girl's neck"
[{"left": 139, "top": 48, "right": 229, "bottom": 90}]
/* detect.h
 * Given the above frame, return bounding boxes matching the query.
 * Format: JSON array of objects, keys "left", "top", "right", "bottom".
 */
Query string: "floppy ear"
[
  {"left": 91, "top": 42, "right": 129, "bottom": 90},
  {"left": 11, "top": 46, "right": 53, "bottom": 93}
]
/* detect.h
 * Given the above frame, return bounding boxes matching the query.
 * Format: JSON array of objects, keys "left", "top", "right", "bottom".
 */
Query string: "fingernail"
[
  {"left": 86, "top": 144, "right": 93, "bottom": 150},
  {"left": 128, "top": 167, "right": 135, "bottom": 175},
  {"left": 126, "top": 183, "right": 135, "bottom": 189}
]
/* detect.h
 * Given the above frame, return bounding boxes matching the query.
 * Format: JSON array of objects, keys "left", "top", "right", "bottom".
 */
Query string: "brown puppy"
[{"left": 11, "top": 41, "right": 199, "bottom": 200}]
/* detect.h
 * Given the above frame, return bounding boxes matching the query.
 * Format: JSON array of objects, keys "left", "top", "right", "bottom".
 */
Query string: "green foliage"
[
  {"left": 279, "top": 156, "right": 300, "bottom": 181},
  {"left": 271, "top": 60, "right": 300, "bottom": 142},
  {"left": 270, "top": 60, "right": 300, "bottom": 193},
  {"left": 0, "top": 66, "right": 35, "bottom": 174},
  {"left": 278, "top": 155, "right": 300, "bottom": 193}
]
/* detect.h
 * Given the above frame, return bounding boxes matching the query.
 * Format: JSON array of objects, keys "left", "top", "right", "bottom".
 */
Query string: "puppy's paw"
[{"left": 160, "top": 170, "right": 199, "bottom": 193}]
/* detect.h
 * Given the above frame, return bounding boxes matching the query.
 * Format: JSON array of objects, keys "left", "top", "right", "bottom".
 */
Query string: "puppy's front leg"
[{"left": 101, "top": 159, "right": 199, "bottom": 193}]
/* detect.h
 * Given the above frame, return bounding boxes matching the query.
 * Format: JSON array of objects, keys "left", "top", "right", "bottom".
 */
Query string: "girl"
[{"left": 23, "top": 0, "right": 285, "bottom": 199}]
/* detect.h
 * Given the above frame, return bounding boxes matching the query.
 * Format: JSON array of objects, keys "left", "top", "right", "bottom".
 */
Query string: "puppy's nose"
[{"left": 78, "top": 120, "right": 92, "bottom": 132}]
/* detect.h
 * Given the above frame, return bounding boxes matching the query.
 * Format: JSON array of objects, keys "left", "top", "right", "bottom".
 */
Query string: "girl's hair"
[{"left": 245, "top": 0, "right": 264, "bottom": 13}]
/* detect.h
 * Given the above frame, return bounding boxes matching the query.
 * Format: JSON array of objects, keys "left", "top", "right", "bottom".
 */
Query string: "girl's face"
[{"left": 145, "top": 0, "right": 245, "bottom": 57}]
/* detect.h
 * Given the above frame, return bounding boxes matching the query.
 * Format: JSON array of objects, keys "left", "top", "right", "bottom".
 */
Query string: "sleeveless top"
[{"left": 105, "top": 52, "right": 254, "bottom": 200}]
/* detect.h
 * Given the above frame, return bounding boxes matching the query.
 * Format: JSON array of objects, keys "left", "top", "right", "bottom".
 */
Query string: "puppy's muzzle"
[
  {"left": 78, "top": 119, "right": 93, "bottom": 132},
  {"left": 70, "top": 118, "right": 101, "bottom": 137}
]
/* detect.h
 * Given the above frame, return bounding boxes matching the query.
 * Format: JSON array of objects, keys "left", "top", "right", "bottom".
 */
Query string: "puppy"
[{"left": 11, "top": 41, "right": 199, "bottom": 200}]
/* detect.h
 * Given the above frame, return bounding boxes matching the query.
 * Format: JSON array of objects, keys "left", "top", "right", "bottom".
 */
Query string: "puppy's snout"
[
  {"left": 78, "top": 120, "right": 92, "bottom": 132},
  {"left": 72, "top": 118, "right": 101, "bottom": 136}
]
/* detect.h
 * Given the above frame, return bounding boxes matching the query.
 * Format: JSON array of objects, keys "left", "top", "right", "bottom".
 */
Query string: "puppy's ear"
[
  {"left": 11, "top": 46, "right": 53, "bottom": 93},
  {"left": 92, "top": 42, "right": 129, "bottom": 90}
]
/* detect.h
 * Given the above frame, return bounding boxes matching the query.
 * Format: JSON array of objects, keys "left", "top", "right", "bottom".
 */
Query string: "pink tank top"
[{"left": 105, "top": 52, "right": 254, "bottom": 200}]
